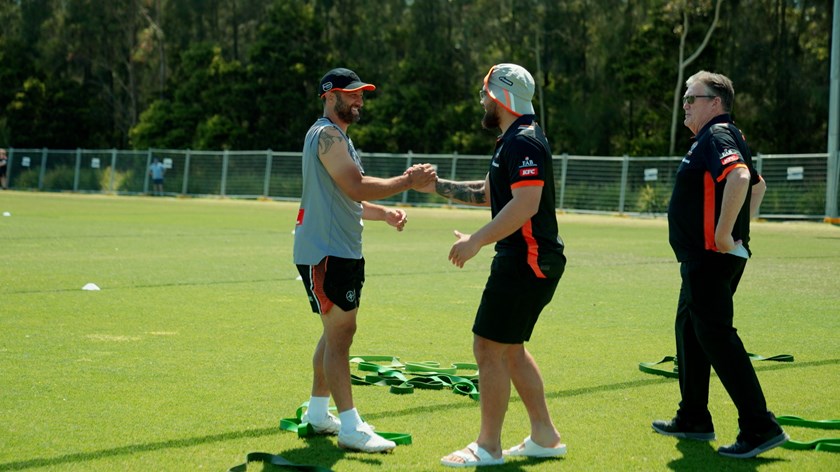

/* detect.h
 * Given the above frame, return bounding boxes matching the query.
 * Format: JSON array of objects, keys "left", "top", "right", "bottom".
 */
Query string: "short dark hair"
[{"left": 686, "top": 71, "right": 734, "bottom": 113}]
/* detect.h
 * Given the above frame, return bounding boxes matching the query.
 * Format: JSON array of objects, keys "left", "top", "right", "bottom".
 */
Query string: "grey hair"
[{"left": 686, "top": 71, "right": 734, "bottom": 113}]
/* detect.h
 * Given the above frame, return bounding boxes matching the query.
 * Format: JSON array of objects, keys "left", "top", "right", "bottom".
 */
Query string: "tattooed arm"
[
  {"left": 318, "top": 127, "right": 435, "bottom": 201},
  {"left": 429, "top": 176, "right": 490, "bottom": 207}
]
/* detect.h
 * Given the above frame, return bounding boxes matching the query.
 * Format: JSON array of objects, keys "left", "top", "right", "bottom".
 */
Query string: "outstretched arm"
[
  {"left": 416, "top": 175, "right": 490, "bottom": 207},
  {"left": 319, "top": 127, "right": 436, "bottom": 201}
]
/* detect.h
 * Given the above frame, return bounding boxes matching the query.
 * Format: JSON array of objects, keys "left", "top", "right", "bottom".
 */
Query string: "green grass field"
[{"left": 0, "top": 192, "right": 838, "bottom": 471}]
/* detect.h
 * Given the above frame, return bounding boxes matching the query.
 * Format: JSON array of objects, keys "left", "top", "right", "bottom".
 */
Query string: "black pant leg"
[
  {"left": 675, "top": 265, "right": 713, "bottom": 423},
  {"left": 683, "top": 254, "right": 777, "bottom": 433}
]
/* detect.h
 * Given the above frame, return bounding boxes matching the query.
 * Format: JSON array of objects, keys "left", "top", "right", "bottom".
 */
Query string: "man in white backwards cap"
[{"left": 420, "top": 63, "right": 568, "bottom": 467}]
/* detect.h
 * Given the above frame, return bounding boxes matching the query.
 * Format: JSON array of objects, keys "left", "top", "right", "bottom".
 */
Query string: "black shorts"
[
  {"left": 473, "top": 255, "right": 563, "bottom": 344},
  {"left": 296, "top": 256, "right": 365, "bottom": 315}
]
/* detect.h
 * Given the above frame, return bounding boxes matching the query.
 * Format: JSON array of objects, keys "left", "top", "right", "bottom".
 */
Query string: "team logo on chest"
[
  {"left": 491, "top": 148, "right": 502, "bottom": 168},
  {"left": 683, "top": 142, "right": 697, "bottom": 164}
]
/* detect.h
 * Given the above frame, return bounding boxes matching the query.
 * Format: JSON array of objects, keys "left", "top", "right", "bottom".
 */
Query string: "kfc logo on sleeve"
[
  {"left": 720, "top": 153, "right": 739, "bottom": 165},
  {"left": 519, "top": 157, "right": 538, "bottom": 177}
]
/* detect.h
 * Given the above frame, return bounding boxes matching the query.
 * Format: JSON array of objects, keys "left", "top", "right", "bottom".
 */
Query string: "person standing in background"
[
  {"left": 0, "top": 148, "right": 8, "bottom": 190},
  {"left": 149, "top": 158, "right": 165, "bottom": 196},
  {"left": 651, "top": 70, "right": 784, "bottom": 459}
]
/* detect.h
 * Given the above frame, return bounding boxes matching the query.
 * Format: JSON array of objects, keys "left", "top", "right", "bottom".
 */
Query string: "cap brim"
[{"left": 320, "top": 83, "right": 376, "bottom": 97}]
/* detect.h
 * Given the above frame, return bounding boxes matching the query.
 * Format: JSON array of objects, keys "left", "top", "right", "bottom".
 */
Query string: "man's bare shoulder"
[{"left": 318, "top": 126, "right": 346, "bottom": 156}]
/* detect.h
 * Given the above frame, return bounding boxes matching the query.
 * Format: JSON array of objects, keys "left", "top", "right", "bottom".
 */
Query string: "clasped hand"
[{"left": 404, "top": 163, "right": 437, "bottom": 190}]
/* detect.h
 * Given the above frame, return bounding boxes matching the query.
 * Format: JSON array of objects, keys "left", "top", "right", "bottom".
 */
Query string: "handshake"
[{"left": 404, "top": 163, "right": 438, "bottom": 194}]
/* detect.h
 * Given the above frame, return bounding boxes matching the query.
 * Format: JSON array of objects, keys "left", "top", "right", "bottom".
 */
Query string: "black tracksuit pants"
[{"left": 674, "top": 251, "right": 779, "bottom": 435}]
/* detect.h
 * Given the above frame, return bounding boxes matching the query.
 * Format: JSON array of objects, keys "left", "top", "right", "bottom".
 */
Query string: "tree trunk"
[{"left": 669, "top": 0, "right": 723, "bottom": 156}]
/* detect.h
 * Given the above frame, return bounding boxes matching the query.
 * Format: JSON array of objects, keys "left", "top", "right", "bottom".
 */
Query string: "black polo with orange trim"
[
  {"left": 668, "top": 114, "right": 761, "bottom": 262},
  {"left": 488, "top": 114, "right": 565, "bottom": 278}
]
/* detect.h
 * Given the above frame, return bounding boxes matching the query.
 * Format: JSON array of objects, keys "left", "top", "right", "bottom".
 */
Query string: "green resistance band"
[
  {"left": 777, "top": 416, "right": 840, "bottom": 452},
  {"left": 349, "top": 355, "right": 480, "bottom": 400},
  {"left": 279, "top": 402, "right": 412, "bottom": 445},
  {"left": 638, "top": 353, "right": 794, "bottom": 379}
]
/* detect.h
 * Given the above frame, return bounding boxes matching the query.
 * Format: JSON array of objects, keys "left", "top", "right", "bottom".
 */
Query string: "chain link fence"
[{"left": 2, "top": 148, "right": 835, "bottom": 218}]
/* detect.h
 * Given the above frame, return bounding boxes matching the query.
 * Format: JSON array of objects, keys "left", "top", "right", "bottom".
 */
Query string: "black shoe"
[
  {"left": 652, "top": 418, "right": 716, "bottom": 441},
  {"left": 718, "top": 429, "right": 789, "bottom": 458}
]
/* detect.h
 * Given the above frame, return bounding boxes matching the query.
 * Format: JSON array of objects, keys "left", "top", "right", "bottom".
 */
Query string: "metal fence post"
[
  {"left": 558, "top": 153, "right": 568, "bottom": 210},
  {"left": 38, "top": 148, "right": 47, "bottom": 190},
  {"left": 221, "top": 149, "right": 229, "bottom": 197},
  {"left": 109, "top": 149, "right": 117, "bottom": 192},
  {"left": 619, "top": 154, "right": 630, "bottom": 214},
  {"left": 144, "top": 149, "right": 152, "bottom": 194},
  {"left": 826, "top": 0, "right": 839, "bottom": 219},
  {"left": 182, "top": 150, "right": 191, "bottom": 195},
  {"left": 263, "top": 149, "right": 273, "bottom": 197},
  {"left": 755, "top": 152, "right": 763, "bottom": 175},
  {"left": 449, "top": 152, "right": 458, "bottom": 206},
  {"left": 402, "top": 151, "right": 413, "bottom": 204},
  {"left": 6, "top": 148, "right": 14, "bottom": 188},
  {"left": 73, "top": 148, "right": 81, "bottom": 191}
]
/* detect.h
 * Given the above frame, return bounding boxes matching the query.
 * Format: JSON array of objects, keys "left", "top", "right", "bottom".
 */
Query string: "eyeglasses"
[{"left": 682, "top": 95, "right": 716, "bottom": 105}]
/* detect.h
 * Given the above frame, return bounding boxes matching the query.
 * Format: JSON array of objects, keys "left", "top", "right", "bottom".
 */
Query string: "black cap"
[{"left": 319, "top": 68, "right": 376, "bottom": 97}]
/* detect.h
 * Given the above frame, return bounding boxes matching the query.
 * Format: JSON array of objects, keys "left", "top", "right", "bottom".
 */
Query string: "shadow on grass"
[
  {"left": 242, "top": 436, "right": 387, "bottom": 472},
  {"left": 0, "top": 428, "right": 286, "bottom": 471},
  {"left": 667, "top": 439, "right": 787, "bottom": 471},
  {"left": 1, "top": 358, "right": 834, "bottom": 471}
]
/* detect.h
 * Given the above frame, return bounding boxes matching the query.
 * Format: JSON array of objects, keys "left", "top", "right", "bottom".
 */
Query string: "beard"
[
  {"left": 335, "top": 93, "right": 360, "bottom": 124},
  {"left": 481, "top": 101, "right": 501, "bottom": 130}
]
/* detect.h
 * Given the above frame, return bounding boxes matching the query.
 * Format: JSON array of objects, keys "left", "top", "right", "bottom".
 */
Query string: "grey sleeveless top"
[{"left": 293, "top": 117, "right": 365, "bottom": 265}]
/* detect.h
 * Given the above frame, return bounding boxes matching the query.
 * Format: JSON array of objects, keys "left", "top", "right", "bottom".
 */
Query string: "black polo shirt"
[
  {"left": 488, "top": 115, "right": 565, "bottom": 278},
  {"left": 668, "top": 114, "right": 761, "bottom": 262}
]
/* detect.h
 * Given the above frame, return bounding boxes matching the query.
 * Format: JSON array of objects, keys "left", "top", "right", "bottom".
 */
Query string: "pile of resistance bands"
[{"left": 347, "top": 355, "right": 480, "bottom": 399}]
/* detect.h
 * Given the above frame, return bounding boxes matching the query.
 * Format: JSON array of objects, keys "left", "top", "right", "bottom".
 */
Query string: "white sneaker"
[
  {"left": 302, "top": 412, "right": 340, "bottom": 435},
  {"left": 338, "top": 422, "right": 396, "bottom": 453}
]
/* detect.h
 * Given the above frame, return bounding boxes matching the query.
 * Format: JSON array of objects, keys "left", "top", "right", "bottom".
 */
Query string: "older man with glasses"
[{"left": 651, "top": 70, "right": 784, "bottom": 459}]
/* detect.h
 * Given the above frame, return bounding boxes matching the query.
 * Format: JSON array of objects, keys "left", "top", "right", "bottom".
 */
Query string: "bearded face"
[
  {"left": 334, "top": 92, "right": 361, "bottom": 124},
  {"left": 481, "top": 99, "right": 501, "bottom": 130}
]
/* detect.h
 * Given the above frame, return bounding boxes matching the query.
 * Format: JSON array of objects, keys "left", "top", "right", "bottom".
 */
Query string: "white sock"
[
  {"left": 339, "top": 408, "right": 363, "bottom": 434},
  {"left": 307, "top": 396, "right": 330, "bottom": 421}
]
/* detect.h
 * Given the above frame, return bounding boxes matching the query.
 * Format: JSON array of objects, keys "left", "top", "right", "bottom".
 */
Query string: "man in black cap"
[{"left": 293, "top": 67, "right": 435, "bottom": 453}]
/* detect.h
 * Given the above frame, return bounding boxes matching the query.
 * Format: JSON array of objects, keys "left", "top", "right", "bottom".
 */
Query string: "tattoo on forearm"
[
  {"left": 318, "top": 129, "right": 344, "bottom": 155},
  {"left": 436, "top": 179, "right": 486, "bottom": 204}
]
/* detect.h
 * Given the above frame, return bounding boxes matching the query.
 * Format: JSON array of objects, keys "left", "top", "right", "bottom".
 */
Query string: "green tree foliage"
[
  {"left": 711, "top": 0, "right": 832, "bottom": 154},
  {"left": 610, "top": 12, "right": 680, "bottom": 156},
  {"left": 130, "top": 44, "right": 251, "bottom": 150},
  {"left": 352, "top": 0, "right": 488, "bottom": 154},
  {"left": 245, "top": 0, "right": 325, "bottom": 151},
  {"left": 0, "top": 0, "right": 832, "bottom": 155}
]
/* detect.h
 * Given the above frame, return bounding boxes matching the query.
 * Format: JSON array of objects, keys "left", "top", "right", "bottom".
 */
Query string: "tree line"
[{"left": 0, "top": 0, "right": 832, "bottom": 156}]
